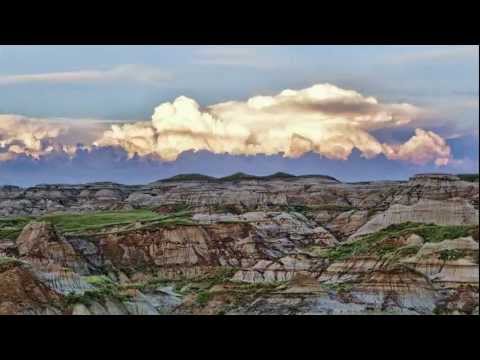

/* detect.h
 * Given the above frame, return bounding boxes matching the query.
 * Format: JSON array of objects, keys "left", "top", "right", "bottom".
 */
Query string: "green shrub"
[
  {"left": 0, "top": 217, "right": 32, "bottom": 240},
  {"left": 0, "top": 256, "right": 22, "bottom": 271},
  {"left": 196, "top": 290, "right": 213, "bottom": 306},
  {"left": 439, "top": 249, "right": 466, "bottom": 261},
  {"left": 64, "top": 274, "right": 130, "bottom": 307}
]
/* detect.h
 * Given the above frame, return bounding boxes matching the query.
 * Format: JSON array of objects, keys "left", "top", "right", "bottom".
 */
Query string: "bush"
[
  {"left": 439, "top": 249, "right": 466, "bottom": 261},
  {"left": 196, "top": 290, "right": 213, "bottom": 306}
]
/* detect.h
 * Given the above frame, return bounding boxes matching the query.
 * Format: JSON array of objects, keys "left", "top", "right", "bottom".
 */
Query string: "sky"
[{"left": 0, "top": 45, "right": 478, "bottom": 186}]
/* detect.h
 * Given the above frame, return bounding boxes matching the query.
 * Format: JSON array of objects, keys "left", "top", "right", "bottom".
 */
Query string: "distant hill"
[
  {"left": 155, "top": 172, "right": 340, "bottom": 183},
  {"left": 219, "top": 172, "right": 260, "bottom": 181},
  {"left": 159, "top": 174, "right": 216, "bottom": 182},
  {"left": 295, "top": 174, "right": 341, "bottom": 182},
  {"left": 457, "top": 173, "right": 479, "bottom": 182},
  {"left": 263, "top": 172, "right": 296, "bottom": 179}
]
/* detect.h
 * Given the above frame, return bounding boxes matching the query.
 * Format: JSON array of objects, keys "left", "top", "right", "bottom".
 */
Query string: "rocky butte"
[{"left": 0, "top": 172, "right": 478, "bottom": 315}]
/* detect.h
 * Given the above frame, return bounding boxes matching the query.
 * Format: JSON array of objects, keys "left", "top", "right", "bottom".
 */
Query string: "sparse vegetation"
[
  {"left": 42, "top": 209, "right": 165, "bottom": 234},
  {"left": 0, "top": 256, "right": 22, "bottom": 271},
  {"left": 439, "top": 249, "right": 466, "bottom": 261},
  {"left": 196, "top": 290, "right": 213, "bottom": 306},
  {"left": 0, "top": 209, "right": 195, "bottom": 239},
  {"left": 318, "top": 223, "right": 478, "bottom": 262},
  {"left": 64, "top": 275, "right": 130, "bottom": 307},
  {"left": 413, "top": 224, "right": 478, "bottom": 243},
  {"left": 321, "top": 282, "right": 354, "bottom": 293},
  {"left": 0, "top": 217, "right": 32, "bottom": 240},
  {"left": 124, "top": 267, "right": 239, "bottom": 296}
]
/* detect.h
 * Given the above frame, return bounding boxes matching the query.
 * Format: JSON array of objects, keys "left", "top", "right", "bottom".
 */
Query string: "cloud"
[
  {"left": 0, "top": 115, "right": 109, "bottom": 161},
  {"left": 94, "top": 83, "right": 451, "bottom": 165},
  {"left": 0, "top": 84, "right": 453, "bottom": 167},
  {"left": 0, "top": 115, "right": 68, "bottom": 160},
  {"left": 0, "top": 64, "right": 171, "bottom": 86},
  {"left": 382, "top": 129, "right": 451, "bottom": 166}
]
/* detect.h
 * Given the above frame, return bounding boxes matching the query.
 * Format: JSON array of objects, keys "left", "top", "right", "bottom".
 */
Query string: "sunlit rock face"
[
  {"left": 350, "top": 199, "right": 479, "bottom": 240},
  {"left": 0, "top": 173, "right": 478, "bottom": 315}
]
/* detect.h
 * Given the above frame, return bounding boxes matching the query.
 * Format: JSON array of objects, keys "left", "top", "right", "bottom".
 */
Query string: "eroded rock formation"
[{"left": 0, "top": 173, "right": 478, "bottom": 315}]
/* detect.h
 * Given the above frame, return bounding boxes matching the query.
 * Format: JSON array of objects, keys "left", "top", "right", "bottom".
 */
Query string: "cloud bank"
[
  {"left": 0, "top": 115, "right": 107, "bottom": 161},
  {"left": 0, "top": 115, "right": 72, "bottom": 161},
  {"left": 94, "top": 83, "right": 452, "bottom": 165},
  {"left": 0, "top": 84, "right": 453, "bottom": 167}
]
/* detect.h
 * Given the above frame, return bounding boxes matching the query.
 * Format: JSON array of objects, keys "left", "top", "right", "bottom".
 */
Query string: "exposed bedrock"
[
  {"left": 0, "top": 173, "right": 478, "bottom": 315},
  {"left": 1, "top": 173, "right": 477, "bottom": 217},
  {"left": 350, "top": 199, "right": 478, "bottom": 239}
]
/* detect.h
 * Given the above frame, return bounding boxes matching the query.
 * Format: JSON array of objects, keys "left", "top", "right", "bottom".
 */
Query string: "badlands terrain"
[{"left": 0, "top": 172, "right": 478, "bottom": 315}]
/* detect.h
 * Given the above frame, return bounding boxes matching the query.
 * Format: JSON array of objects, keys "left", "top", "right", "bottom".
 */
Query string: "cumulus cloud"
[
  {"left": 0, "top": 115, "right": 109, "bottom": 161},
  {"left": 0, "top": 83, "right": 453, "bottom": 166},
  {"left": 0, "top": 115, "right": 69, "bottom": 161},
  {"left": 95, "top": 83, "right": 451, "bottom": 165},
  {"left": 382, "top": 129, "right": 451, "bottom": 166},
  {"left": 0, "top": 64, "right": 171, "bottom": 86}
]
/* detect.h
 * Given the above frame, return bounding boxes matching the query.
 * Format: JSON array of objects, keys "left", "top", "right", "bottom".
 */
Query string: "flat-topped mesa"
[{"left": 409, "top": 173, "right": 461, "bottom": 184}]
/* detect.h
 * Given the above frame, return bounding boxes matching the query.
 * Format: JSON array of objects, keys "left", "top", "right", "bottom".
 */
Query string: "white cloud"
[
  {"left": 0, "top": 84, "right": 453, "bottom": 166},
  {"left": 0, "top": 115, "right": 109, "bottom": 160},
  {"left": 0, "top": 64, "right": 172, "bottom": 86},
  {"left": 95, "top": 83, "right": 452, "bottom": 165},
  {"left": 382, "top": 129, "right": 451, "bottom": 166},
  {"left": 0, "top": 115, "right": 70, "bottom": 160}
]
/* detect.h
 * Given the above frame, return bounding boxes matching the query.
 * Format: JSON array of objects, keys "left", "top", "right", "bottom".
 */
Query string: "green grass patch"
[
  {"left": 0, "top": 217, "right": 32, "bottom": 240},
  {"left": 0, "top": 209, "right": 194, "bottom": 239},
  {"left": 196, "top": 290, "right": 213, "bottom": 306},
  {"left": 0, "top": 256, "right": 22, "bottom": 271},
  {"left": 319, "top": 223, "right": 478, "bottom": 262},
  {"left": 321, "top": 282, "right": 354, "bottom": 293},
  {"left": 413, "top": 224, "right": 478, "bottom": 243},
  {"left": 64, "top": 274, "right": 130, "bottom": 307},
  {"left": 42, "top": 209, "right": 165, "bottom": 234},
  {"left": 192, "top": 280, "right": 284, "bottom": 308},
  {"left": 231, "top": 281, "right": 285, "bottom": 293},
  {"left": 123, "top": 267, "right": 239, "bottom": 295},
  {"left": 439, "top": 249, "right": 467, "bottom": 261}
]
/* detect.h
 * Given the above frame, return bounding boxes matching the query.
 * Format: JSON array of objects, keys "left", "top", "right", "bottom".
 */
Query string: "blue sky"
[{"left": 0, "top": 45, "right": 478, "bottom": 185}]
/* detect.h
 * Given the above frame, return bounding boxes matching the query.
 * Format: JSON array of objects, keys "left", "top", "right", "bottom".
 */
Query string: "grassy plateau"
[{"left": 0, "top": 208, "right": 193, "bottom": 239}]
